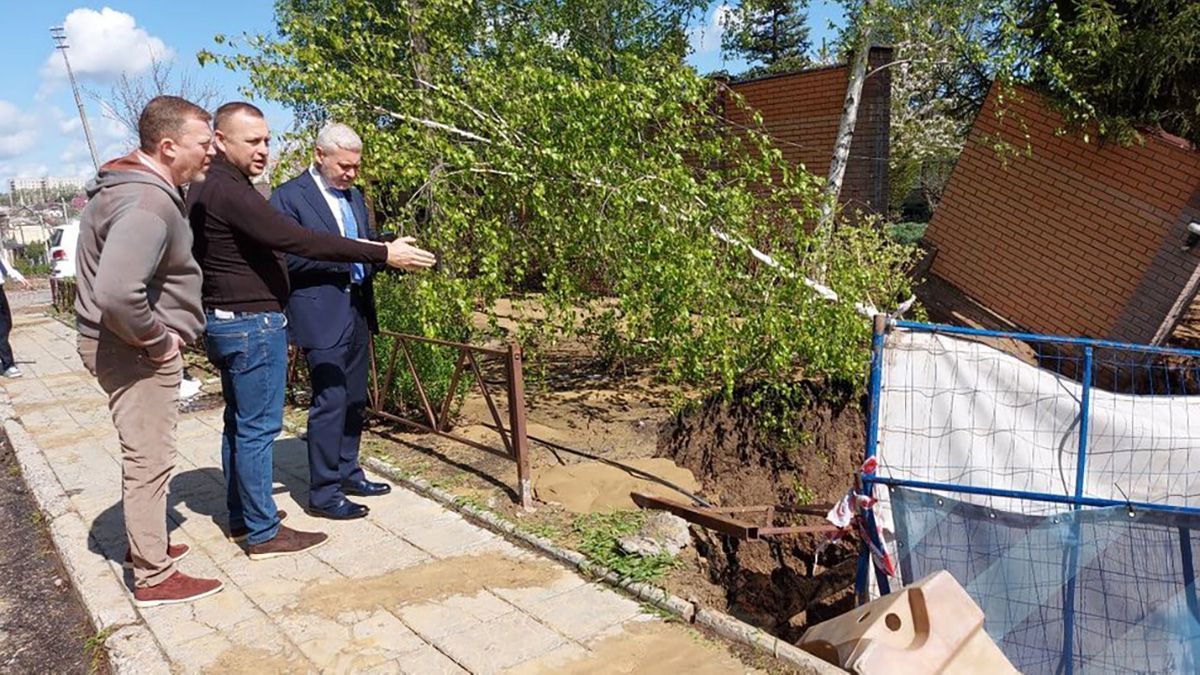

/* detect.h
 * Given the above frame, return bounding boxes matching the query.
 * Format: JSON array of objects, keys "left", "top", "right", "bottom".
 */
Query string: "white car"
[{"left": 49, "top": 220, "right": 79, "bottom": 279}]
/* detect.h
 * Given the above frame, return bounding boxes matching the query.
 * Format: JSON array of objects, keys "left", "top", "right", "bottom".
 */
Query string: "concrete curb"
[
  {"left": 360, "top": 454, "right": 845, "bottom": 675},
  {"left": 3, "top": 413, "right": 170, "bottom": 674}
]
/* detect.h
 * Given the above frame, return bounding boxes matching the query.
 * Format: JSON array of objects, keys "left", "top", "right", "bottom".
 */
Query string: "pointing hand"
[{"left": 385, "top": 237, "right": 437, "bottom": 271}]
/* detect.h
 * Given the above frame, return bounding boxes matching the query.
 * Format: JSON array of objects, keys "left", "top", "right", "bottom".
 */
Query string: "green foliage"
[
  {"left": 6, "top": 186, "right": 83, "bottom": 206},
  {"left": 1020, "top": 0, "right": 1200, "bottom": 145},
  {"left": 204, "top": 0, "right": 916, "bottom": 401},
  {"left": 452, "top": 494, "right": 487, "bottom": 511},
  {"left": 14, "top": 242, "right": 50, "bottom": 277},
  {"left": 372, "top": 273, "right": 472, "bottom": 419},
  {"left": 13, "top": 260, "right": 50, "bottom": 277},
  {"left": 792, "top": 479, "right": 817, "bottom": 505},
  {"left": 849, "top": 0, "right": 1019, "bottom": 216},
  {"left": 572, "top": 510, "right": 678, "bottom": 582},
  {"left": 862, "top": 0, "right": 1200, "bottom": 157},
  {"left": 722, "top": 0, "right": 812, "bottom": 78},
  {"left": 23, "top": 242, "right": 46, "bottom": 260},
  {"left": 888, "top": 221, "right": 927, "bottom": 246}
]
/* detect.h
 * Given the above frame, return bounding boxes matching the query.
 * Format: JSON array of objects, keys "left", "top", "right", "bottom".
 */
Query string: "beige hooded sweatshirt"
[{"left": 75, "top": 152, "right": 204, "bottom": 358}]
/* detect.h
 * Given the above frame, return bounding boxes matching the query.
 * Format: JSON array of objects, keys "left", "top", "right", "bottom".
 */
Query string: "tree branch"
[{"left": 373, "top": 106, "right": 494, "bottom": 144}]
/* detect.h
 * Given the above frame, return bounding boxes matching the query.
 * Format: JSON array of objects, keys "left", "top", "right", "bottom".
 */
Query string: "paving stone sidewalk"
[{"left": 1, "top": 310, "right": 762, "bottom": 674}]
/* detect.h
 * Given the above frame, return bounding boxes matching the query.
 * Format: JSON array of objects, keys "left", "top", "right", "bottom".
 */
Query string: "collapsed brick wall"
[
  {"left": 925, "top": 83, "right": 1200, "bottom": 343},
  {"left": 722, "top": 47, "right": 892, "bottom": 216}
]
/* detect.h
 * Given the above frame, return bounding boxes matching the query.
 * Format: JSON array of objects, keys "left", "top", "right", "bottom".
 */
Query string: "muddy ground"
[
  {"left": 334, "top": 294, "right": 868, "bottom": 646},
  {"left": 340, "top": 276, "right": 1029, "bottom": 639},
  {"left": 0, "top": 433, "right": 110, "bottom": 674}
]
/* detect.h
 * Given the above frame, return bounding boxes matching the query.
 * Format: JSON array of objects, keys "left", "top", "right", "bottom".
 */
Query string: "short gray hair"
[{"left": 315, "top": 123, "right": 363, "bottom": 152}]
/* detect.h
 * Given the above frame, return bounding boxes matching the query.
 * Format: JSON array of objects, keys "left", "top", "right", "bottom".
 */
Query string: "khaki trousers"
[{"left": 78, "top": 333, "right": 181, "bottom": 588}]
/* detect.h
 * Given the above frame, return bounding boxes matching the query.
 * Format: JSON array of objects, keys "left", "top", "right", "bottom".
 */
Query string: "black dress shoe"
[
  {"left": 305, "top": 498, "right": 369, "bottom": 520},
  {"left": 341, "top": 479, "right": 392, "bottom": 497}
]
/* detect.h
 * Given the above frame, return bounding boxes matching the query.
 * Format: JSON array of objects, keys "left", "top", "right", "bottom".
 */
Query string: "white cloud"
[
  {"left": 0, "top": 162, "right": 51, "bottom": 183},
  {"left": 0, "top": 102, "right": 41, "bottom": 160},
  {"left": 59, "top": 146, "right": 81, "bottom": 163},
  {"left": 42, "top": 8, "right": 174, "bottom": 84},
  {"left": 59, "top": 116, "right": 81, "bottom": 134},
  {"left": 62, "top": 161, "right": 98, "bottom": 179},
  {"left": 689, "top": 4, "right": 737, "bottom": 56}
]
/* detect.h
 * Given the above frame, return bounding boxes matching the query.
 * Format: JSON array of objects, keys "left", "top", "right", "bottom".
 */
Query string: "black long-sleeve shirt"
[{"left": 187, "top": 156, "right": 387, "bottom": 313}]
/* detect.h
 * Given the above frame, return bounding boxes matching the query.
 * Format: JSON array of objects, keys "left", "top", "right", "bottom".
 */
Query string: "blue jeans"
[{"left": 204, "top": 311, "right": 287, "bottom": 546}]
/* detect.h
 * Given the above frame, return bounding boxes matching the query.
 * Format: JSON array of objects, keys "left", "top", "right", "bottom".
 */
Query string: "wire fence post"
[
  {"left": 857, "top": 313, "right": 890, "bottom": 604},
  {"left": 506, "top": 342, "right": 533, "bottom": 510},
  {"left": 1062, "top": 345, "right": 1094, "bottom": 674}
]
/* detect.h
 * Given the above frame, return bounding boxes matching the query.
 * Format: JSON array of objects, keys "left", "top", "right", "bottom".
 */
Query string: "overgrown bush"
[
  {"left": 14, "top": 242, "right": 50, "bottom": 277},
  {"left": 372, "top": 272, "right": 473, "bottom": 420}
]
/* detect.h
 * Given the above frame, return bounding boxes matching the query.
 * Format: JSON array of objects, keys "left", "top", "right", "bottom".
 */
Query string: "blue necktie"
[{"left": 336, "top": 191, "right": 365, "bottom": 284}]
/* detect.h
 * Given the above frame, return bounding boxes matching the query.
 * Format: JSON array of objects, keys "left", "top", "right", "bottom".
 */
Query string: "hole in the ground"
[{"left": 662, "top": 380, "right": 864, "bottom": 642}]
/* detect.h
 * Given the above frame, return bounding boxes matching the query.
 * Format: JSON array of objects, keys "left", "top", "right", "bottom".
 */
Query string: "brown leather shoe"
[
  {"left": 132, "top": 571, "right": 224, "bottom": 608},
  {"left": 247, "top": 525, "right": 328, "bottom": 561},
  {"left": 229, "top": 510, "right": 288, "bottom": 542},
  {"left": 123, "top": 542, "right": 190, "bottom": 570}
]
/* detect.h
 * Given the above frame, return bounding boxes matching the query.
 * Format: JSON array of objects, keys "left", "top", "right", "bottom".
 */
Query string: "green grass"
[
  {"left": 430, "top": 472, "right": 468, "bottom": 491},
  {"left": 452, "top": 494, "right": 487, "bottom": 512},
  {"left": 83, "top": 626, "right": 114, "bottom": 673},
  {"left": 517, "top": 519, "right": 566, "bottom": 541},
  {"left": 572, "top": 510, "right": 678, "bottom": 584}
]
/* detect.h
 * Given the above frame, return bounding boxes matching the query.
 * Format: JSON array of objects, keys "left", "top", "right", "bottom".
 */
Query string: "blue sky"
[{"left": 0, "top": 1, "right": 845, "bottom": 192}]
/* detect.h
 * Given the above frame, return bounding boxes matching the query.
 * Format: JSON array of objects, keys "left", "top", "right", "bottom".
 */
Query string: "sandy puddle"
[
  {"left": 512, "top": 619, "right": 762, "bottom": 674},
  {"left": 206, "top": 647, "right": 309, "bottom": 674},
  {"left": 533, "top": 458, "right": 700, "bottom": 513},
  {"left": 295, "top": 552, "right": 568, "bottom": 617}
]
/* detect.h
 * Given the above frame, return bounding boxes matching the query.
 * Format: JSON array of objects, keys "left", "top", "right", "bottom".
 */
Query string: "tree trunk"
[{"left": 817, "top": 6, "right": 876, "bottom": 233}]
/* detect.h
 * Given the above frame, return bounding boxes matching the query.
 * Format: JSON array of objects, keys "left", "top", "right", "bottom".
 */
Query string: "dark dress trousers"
[{"left": 269, "top": 171, "right": 379, "bottom": 509}]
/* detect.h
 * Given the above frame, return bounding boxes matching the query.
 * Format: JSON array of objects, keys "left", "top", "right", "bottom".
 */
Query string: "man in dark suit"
[{"left": 269, "top": 123, "right": 434, "bottom": 519}]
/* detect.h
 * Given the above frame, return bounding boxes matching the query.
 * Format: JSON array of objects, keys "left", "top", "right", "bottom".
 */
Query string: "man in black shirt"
[{"left": 187, "top": 102, "right": 434, "bottom": 560}]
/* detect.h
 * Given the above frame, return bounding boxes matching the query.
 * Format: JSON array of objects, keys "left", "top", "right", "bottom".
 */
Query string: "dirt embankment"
[{"left": 659, "top": 380, "right": 865, "bottom": 642}]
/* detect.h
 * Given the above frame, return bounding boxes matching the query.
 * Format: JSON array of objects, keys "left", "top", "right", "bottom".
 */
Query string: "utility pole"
[{"left": 50, "top": 26, "right": 100, "bottom": 172}]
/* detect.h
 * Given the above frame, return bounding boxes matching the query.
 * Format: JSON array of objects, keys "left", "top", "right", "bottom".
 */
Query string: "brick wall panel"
[
  {"left": 727, "top": 48, "right": 891, "bottom": 216},
  {"left": 927, "top": 83, "right": 1200, "bottom": 341}
]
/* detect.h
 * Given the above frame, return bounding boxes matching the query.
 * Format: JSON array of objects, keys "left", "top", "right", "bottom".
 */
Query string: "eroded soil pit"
[
  {"left": 359, "top": 339, "right": 866, "bottom": 650},
  {"left": 660, "top": 381, "right": 864, "bottom": 642}
]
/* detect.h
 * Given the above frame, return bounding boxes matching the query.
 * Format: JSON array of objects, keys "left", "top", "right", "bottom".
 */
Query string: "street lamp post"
[{"left": 50, "top": 26, "right": 100, "bottom": 172}]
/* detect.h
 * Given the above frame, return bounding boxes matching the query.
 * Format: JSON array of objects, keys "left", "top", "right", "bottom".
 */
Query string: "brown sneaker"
[
  {"left": 123, "top": 543, "right": 190, "bottom": 570},
  {"left": 229, "top": 510, "right": 288, "bottom": 542},
  {"left": 132, "top": 571, "right": 224, "bottom": 608},
  {"left": 247, "top": 525, "right": 328, "bottom": 561}
]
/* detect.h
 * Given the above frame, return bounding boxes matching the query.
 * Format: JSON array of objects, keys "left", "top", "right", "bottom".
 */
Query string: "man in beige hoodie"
[{"left": 75, "top": 96, "right": 222, "bottom": 607}]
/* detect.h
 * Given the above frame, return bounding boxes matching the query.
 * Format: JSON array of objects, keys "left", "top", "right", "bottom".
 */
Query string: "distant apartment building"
[{"left": 8, "top": 176, "right": 86, "bottom": 193}]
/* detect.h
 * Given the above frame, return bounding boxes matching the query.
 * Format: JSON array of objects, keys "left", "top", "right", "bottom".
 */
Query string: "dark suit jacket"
[{"left": 269, "top": 170, "right": 379, "bottom": 350}]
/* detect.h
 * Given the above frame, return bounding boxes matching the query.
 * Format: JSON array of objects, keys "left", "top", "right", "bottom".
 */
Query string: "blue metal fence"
[{"left": 860, "top": 318, "right": 1200, "bottom": 674}]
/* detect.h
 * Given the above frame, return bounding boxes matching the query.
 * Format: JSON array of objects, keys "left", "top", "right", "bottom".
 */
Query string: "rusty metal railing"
[
  {"left": 631, "top": 492, "right": 841, "bottom": 540},
  {"left": 366, "top": 331, "right": 532, "bottom": 509}
]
